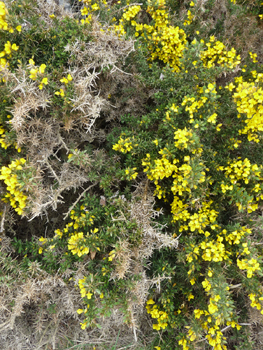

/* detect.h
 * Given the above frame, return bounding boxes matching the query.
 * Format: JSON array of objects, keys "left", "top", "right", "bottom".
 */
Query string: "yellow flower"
[
  {"left": 80, "top": 321, "right": 87, "bottom": 329},
  {"left": 11, "top": 43, "right": 19, "bottom": 51},
  {"left": 91, "top": 3, "right": 100, "bottom": 11},
  {"left": 152, "top": 323, "right": 161, "bottom": 330},
  {"left": 60, "top": 77, "right": 69, "bottom": 84},
  {"left": 55, "top": 89, "right": 65, "bottom": 97},
  {"left": 208, "top": 302, "right": 218, "bottom": 314},
  {"left": 87, "top": 292, "right": 93, "bottom": 299},
  {"left": 147, "top": 299, "right": 155, "bottom": 305},
  {"left": 187, "top": 293, "right": 194, "bottom": 301},
  {"left": 81, "top": 7, "right": 89, "bottom": 15},
  {"left": 16, "top": 25, "right": 22, "bottom": 32},
  {"left": 29, "top": 68, "right": 38, "bottom": 80},
  {"left": 41, "top": 77, "right": 48, "bottom": 85},
  {"left": 39, "top": 64, "right": 46, "bottom": 74}
]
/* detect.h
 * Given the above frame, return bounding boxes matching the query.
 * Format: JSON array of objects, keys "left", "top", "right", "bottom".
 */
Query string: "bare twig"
[
  {"left": 0, "top": 205, "right": 7, "bottom": 233},
  {"left": 63, "top": 182, "right": 98, "bottom": 220},
  {"left": 45, "top": 159, "right": 61, "bottom": 184},
  {"left": 229, "top": 283, "right": 242, "bottom": 289}
]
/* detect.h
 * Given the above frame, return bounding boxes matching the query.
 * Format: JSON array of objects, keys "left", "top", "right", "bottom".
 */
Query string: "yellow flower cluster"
[
  {"left": 0, "top": 124, "right": 14, "bottom": 150},
  {"left": 39, "top": 77, "right": 48, "bottom": 90},
  {"left": 182, "top": 326, "right": 225, "bottom": 350},
  {"left": 187, "top": 227, "right": 252, "bottom": 268},
  {"left": 60, "top": 74, "right": 72, "bottom": 85},
  {"left": 249, "top": 51, "right": 258, "bottom": 63},
  {"left": 145, "top": 1, "right": 187, "bottom": 72},
  {"left": 237, "top": 258, "right": 261, "bottom": 278},
  {"left": 113, "top": 23, "right": 126, "bottom": 36},
  {"left": 29, "top": 61, "right": 46, "bottom": 80},
  {"left": 205, "top": 326, "right": 225, "bottom": 349},
  {"left": 249, "top": 293, "right": 263, "bottom": 313},
  {"left": 38, "top": 236, "right": 49, "bottom": 254},
  {"left": 79, "top": 277, "right": 93, "bottom": 299},
  {"left": 0, "top": 40, "right": 19, "bottom": 69},
  {"left": 178, "top": 338, "right": 189, "bottom": 350},
  {"left": 122, "top": 5, "right": 141, "bottom": 21},
  {"left": 80, "top": 0, "right": 102, "bottom": 24},
  {"left": 183, "top": 10, "right": 194, "bottom": 26},
  {"left": 28, "top": 60, "right": 49, "bottom": 90},
  {"left": 191, "top": 306, "right": 240, "bottom": 350},
  {"left": 223, "top": 227, "right": 251, "bottom": 245},
  {"left": 68, "top": 232, "right": 89, "bottom": 257},
  {"left": 53, "top": 207, "right": 95, "bottom": 241},
  {"left": 112, "top": 136, "right": 137, "bottom": 153},
  {"left": 108, "top": 249, "right": 115, "bottom": 261},
  {"left": 53, "top": 207, "right": 100, "bottom": 258},
  {"left": 0, "top": 125, "right": 7, "bottom": 149},
  {"left": 219, "top": 159, "right": 263, "bottom": 213},
  {"left": 180, "top": 83, "right": 220, "bottom": 128},
  {"left": 183, "top": 203, "right": 217, "bottom": 234},
  {"left": 223, "top": 158, "right": 261, "bottom": 185},
  {"left": 125, "top": 167, "right": 138, "bottom": 180},
  {"left": 0, "top": 116, "right": 21, "bottom": 151},
  {"left": 187, "top": 317, "right": 227, "bottom": 349},
  {"left": 0, "top": 158, "right": 27, "bottom": 215},
  {"left": 68, "top": 228, "right": 99, "bottom": 257},
  {"left": 171, "top": 162, "right": 197, "bottom": 196},
  {"left": 232, "top": 78, "right": 263, "bottom": 142},
  {"left": 142, "top": 145, "right": 209, "bottom": 225},
  {"left": 174, "top": 128, "right": 194, "bottom": 150},
  {"left": 77, "top": 270, "right": 104, "bottom": 329},
  {"left": 0, "top": 2, "right": 9, "bottom": 31},
  {"left": 146, "top": 299, "right": 168, "bottom": 330},
  {"left": 199, "top": 238, "right": 229, "bottom": 262},
  {"left": 200, "top": 36, "right": 241, "bottom": 69},
  {"left": 54, "top": 73, "right": 73, "bottom": 96},
  {"left": 182, "top": 95, "right": 208, "bottom": 120},
  {"left": 116, "top": 0, "right": 186, "bottom": 71},
  {"left": 39, "top": 207, "right": 97, "bottom": 255},
  {"left": 112, "top": 4, "right": 141, "bottom": 36},
  {"left": 143, "top": 152, "right": 178, "bottom": 184},
  {"left": 70, "top": 207, "right": 95, "bottom": 228},
  {"left": 1, "top": 41, "right": 19, "bottom": 56},
  {"left": 55, "top": 89, "right": 65, "bottom": 97}
]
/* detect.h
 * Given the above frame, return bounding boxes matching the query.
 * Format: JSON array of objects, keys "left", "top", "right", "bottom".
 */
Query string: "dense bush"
[{"left": 1, "top": 0, "right": 263, "bottom": 349}]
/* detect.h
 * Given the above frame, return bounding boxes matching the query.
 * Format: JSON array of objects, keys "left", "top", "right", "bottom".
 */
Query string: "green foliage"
[{"left": 1, "top": 0, "right": 263, "bottom": 349}]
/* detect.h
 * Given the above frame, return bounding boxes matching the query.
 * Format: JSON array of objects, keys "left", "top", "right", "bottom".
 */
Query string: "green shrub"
[{"left": 1, "top": 0, "right": 263, "bottom": 349}]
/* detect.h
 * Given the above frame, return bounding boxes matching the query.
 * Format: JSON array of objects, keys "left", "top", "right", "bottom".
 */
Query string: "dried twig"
[{"left": 63, "top": 182, "right": 98, "bottom": 220}]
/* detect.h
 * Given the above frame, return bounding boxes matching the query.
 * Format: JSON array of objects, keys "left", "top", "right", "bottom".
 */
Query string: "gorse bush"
[{"left": 1, "top": 0, "right": 263, "bottom": 349}]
